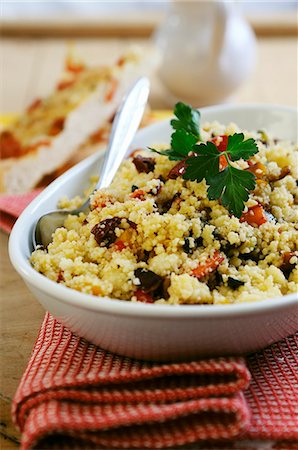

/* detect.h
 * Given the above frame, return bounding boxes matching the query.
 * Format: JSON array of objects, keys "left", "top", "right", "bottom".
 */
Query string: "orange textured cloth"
[{"left": 12, "top": 314, "right": 298, "bottom": 450}]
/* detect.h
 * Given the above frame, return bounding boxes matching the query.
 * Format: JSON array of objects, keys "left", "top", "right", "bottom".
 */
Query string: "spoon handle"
[{"left": 96, "top": 77, "right": 150, "bottom": 190}]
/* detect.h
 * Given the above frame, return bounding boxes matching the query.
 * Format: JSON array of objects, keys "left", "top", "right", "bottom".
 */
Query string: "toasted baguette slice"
[{"left": 0, "top": 50, "right": 145, "bottom": 194}]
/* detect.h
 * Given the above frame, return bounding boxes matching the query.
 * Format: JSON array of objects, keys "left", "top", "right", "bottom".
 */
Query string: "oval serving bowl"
[{"left": 9, "top": 104, "right": 298, "bottom": 361}]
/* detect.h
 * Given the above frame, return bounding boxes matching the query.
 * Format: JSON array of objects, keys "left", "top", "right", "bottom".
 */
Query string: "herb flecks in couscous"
[{"left": 31, "top": 103, "right": 298, "bottom": 305}]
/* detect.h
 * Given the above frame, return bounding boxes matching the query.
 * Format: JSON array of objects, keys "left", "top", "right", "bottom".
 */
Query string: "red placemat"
[
  {"left": 12, "top": 313, "right": 298, "bottom": 450},
  {"left": 0, "top": 190, "right": 41, "bottom": 233}
]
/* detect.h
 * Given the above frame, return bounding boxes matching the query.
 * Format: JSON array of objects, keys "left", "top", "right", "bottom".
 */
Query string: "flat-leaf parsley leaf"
[
  {"left": 171, "top": 102, "right": 201, "bottom": 139},
  {"left": 224, "top": 133, "right": 259, "bottom": 161},
  {"left": 149, "top": 102, "right": 259, "bottom": 217},
  {"left": 207, "top": 165, "right": 256, "bottom": 217},
  {"left": 149, "top": 129, "right": 197, "bottom": 161},
  {"left": 184, "top": 141, "right": 220, "bottom": 182}
]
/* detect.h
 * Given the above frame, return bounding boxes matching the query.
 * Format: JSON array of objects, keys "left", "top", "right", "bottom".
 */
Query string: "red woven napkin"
[
  {"left": 12, "top": 314, "right": 298, "bottom": 450},
  {"left": 0, "top": 190, "right": 41, "bottom": 233}
]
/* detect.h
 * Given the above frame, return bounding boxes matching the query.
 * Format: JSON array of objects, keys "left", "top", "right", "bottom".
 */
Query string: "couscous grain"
[{"left": 30, "top": 120, "right": 298, "bottom": 304}]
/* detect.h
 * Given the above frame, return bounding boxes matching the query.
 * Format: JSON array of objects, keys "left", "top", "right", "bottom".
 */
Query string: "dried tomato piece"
[
  {"left": 246, "top": 161, "right": 266, "bottom": 179},
  {"left": 114, "top": 240, "right": 126, "bottom": 252},
  {"left": 212, "top": 135, "right": 228, "bottom": 152},
  {"left": 132, "top": 154, "right": 156, "bottom": 174},
  {"left": 159, "top": 193, "right": 181, "bottom": 214},
  {"left": 268, "top": 166, "right": 290, "bottom": 182},
  {"left": 0, "top": 131, "right": 23, "bottom": 159},
  {"left": 240, "top": 204, "right": 267, "bottom": 227},
  {"left": 192, "top": 251, "right": 224, "bottom": 279},
  {"left": 135, "top": 289, "right": 155, "bottom": 303},
  {"left": 91, "top": 217, "right": 122, "bottom": 247},
  {"left": 134, "top": 268, "right": 163, "bottom": 293},
  {"left": 211, "top": 135, "right": 229, "bottom": 170},
  {"left": 280, "top": 252, "right": 297, "bottom": 279},
  {"left": 130, "top": 189, "right": 146, "bottom": 200},
  {"left": 167, "top": 160, "right": 187, "bottom": 179}
]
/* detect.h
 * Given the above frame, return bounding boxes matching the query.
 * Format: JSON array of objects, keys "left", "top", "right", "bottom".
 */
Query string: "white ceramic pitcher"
[{"left": 154, "top": 0, "right": 256, "bottom": 106}]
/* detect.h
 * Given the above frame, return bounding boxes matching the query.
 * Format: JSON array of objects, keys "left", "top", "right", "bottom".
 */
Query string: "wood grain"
[
  {"left": 0, "top": 232, "right": 44, "bottom": 449},
  {"left": 1, "top": 12, "right": 297, "bottom": 38}
]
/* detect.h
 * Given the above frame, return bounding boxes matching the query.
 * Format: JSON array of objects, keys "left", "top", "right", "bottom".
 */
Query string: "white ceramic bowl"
[{"left": 9, "top": 104, "right": 298, "bottom": 361}]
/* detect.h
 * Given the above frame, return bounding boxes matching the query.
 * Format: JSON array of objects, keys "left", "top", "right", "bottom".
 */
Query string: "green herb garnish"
[
  {"left": 149, "top": 102, "right": 259, "bottom": 218},
  {"left": 170, "top": 102, "right": 201, "bottom": 139}
]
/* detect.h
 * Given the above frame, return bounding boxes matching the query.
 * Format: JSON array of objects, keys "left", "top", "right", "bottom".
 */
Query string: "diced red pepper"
[
  {"left": 191, "top": 251, "right": 224, "bottom": 279},
  {"left": 211, "top": 135, "right": 229, "bottom": 170},
  {"left": 240, "top": 204, "right": 267, "bottom": 227},
  {"left": 219, "top": 154, "right": 228, "bottom": 170},
  {"left": 283, "top": 252, "right": 296, "bottom": 263},
  {"left": 135, "top": 289, "right": 154, "bottom": 303},
  {"left": 246, "top": 161, "right": 266, "bottom": 179},
  {"left": 114, "top": 240, "right": 126, "bottom": 252},
  {"left": 130, "top": 189, "right": 146, "bottom": 200},
  {"left": 212, "top": 135, "right": 228, "bottom": 152}
]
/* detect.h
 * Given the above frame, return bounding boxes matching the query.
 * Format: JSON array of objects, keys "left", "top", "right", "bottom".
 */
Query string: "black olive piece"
[
  {"left": 183, "top": 236, "right": 203, "bottom": 254},
  {"left": 158, "top": 175, "right": 166, "bottom": 183},
  {"left": 131, "top": 185, "right": 139, "bottom": 192},
  {"left": 194, "top": 237, "right": 203, "bottom": 247},
  {"left": 280, "top": 258, "right": 296, "bottom": 280},
  {"left": 132, "top": 155, "right": 155, "bottom": 174},
  {"left": 240, "top": 250, "right": 260, "bottom": 262},
  {"left": 183, "top": 238, "right": 192, "bottom": 254},
  {"left": 137, "top": 249, "right": 151, "bottom": 263},
  {"left": 228, "top": 277, "right": 245, "bottom": 289},
  {"left": 159, "top": 193, "right": 181, "bottom": 214},
  {"left": 154, "top": 276, "right": 171, "bottom": 300},
  {"left": 208, "top": 271, "right": 223, "bottom": 290},
  {"left": 134, "top": 268, "right": 163, "bottom": 293},
  {"left": 296, "top": 180, "right": 298, "bottom": 187}
]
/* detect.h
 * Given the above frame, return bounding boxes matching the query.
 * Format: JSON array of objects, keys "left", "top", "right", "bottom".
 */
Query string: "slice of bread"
[{"left": 0, "top": 50, "right": 145, "bottom": 194}]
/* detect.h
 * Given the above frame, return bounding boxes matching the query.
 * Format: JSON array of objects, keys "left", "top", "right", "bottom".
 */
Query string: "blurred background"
[{"left": 1, "top": 0, "right": 297, "bottom": 112}]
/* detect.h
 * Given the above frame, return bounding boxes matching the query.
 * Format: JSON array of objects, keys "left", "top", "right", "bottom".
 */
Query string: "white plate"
[{"left": 9, "top": 104, "right": 298, "bottom": 360}]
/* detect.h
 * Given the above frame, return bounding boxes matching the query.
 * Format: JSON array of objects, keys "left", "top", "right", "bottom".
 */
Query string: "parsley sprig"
[{"left": 149, "top": 102, "right": 259, "bottom": 218}]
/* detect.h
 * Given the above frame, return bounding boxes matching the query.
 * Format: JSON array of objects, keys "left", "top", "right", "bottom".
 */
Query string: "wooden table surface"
[{"left": 0, "top": 35, "right": 297, "bottom": 449}]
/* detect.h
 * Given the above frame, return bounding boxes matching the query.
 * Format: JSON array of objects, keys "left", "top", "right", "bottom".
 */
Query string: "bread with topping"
[{"left": 0, "top": 50, "right": 145, "bottom": 194}]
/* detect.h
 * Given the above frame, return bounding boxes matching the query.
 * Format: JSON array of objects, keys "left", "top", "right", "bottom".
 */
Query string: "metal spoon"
[{"left": 33, "top": 77, "right": 150, "bottom": 250}]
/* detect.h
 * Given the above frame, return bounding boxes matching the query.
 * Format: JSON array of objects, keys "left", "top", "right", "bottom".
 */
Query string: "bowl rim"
[{"left": 8, "top": 103, "right": 298, "bottom": 319}]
